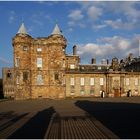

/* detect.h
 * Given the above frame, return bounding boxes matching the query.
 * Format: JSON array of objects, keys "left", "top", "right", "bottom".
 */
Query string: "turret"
[
  {"left": 51, "top": 24, "right": 62, "bottom": 35},
  {"left": 13, "top": 23, "right": 32, "bottom": 68},
  {"left": 13, "top": 22, "right": 32, "bottom": 45},
  {"left": 13, "top": 22, "right": 33, "bottom": 99},
  {"left": 17, "top": 23, "right": 27, "bottom": 34},
  {"left": 47, "top": 23, "right": 67, "bottom": 49}
]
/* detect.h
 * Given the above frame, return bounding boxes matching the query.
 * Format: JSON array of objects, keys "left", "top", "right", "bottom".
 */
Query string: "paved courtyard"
[{"left": 0, "top": 97, "right": 140, "bottom": 138}]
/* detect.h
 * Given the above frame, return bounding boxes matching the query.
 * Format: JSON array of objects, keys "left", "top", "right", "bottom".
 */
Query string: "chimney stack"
[
  {"left": 73, "top": 45, "right": 77, "bottom": 55},
  {"left": 91, "top": 58, "right": 96, "bottom": 64},
  {"left": 107, "top": 59, "right": 109, "bottom": 64}
]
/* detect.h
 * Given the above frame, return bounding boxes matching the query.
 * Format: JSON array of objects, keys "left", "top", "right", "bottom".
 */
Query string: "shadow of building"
[
  {"left": 8, "top": 107, "right": 55, "bottom": 139},
  {"left": 0, "top": 79, "right": 4, "bottom": 99},
  {"left": 75, "top": 100, "right": 140, "bottom": 138}
]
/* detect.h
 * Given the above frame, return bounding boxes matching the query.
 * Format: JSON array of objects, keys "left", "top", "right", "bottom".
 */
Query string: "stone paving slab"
[
  {"left": 45, "top": 114, "right": 119, "bottom": 139},
  {"left": 0, "top": 97, "right": 140, "bottom": 138},
  {"left": 53, "top": 101, "right": 86, "bottom": 117}
]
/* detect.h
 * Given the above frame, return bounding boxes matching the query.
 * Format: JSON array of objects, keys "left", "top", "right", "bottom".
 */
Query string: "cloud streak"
[
  {"left": 8, "top": 11, "right": 16, "bottom": 24},
  {"left": 68, "top": 9, "right": 84, "bottom": 21},
  {"left": 0, "top": 57, "right": 12, "bottom": 64}
]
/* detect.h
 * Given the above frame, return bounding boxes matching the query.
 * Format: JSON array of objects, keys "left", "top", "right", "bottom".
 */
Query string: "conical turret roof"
[
  {"left": 17, "top": 23, "right": 27, "bottom": 34},
  {"left": 51, "top": 24, "right": 62, "bottom": 35}
]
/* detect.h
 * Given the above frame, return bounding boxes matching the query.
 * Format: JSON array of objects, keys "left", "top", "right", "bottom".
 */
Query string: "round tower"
[
  {"left": 12, "top": 23, "right": 33, "bottom": 100},
  {"left": 46, "top": 24, "right": 67, "bottom": 99}
]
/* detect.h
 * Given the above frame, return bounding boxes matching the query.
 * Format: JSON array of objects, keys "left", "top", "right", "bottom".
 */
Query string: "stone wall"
[
  {"left": 12, "top": 33, "right": 67, "bottom": 100},
  {"left": 66, "top": 73, "right": 106, "bottom": 97},
  {"left": 2, "top": 68, "right": 14, "bottom": 98},
  {"left": 66, "top": 72, "right": 140, "bottom": 98}
]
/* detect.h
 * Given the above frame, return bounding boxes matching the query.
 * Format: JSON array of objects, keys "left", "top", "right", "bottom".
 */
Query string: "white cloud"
[
  {"left": 31, "top": 12, "right": 45, "bottom": 26},
  {"left": 75, "top": 2, "right": 140, "bottom": 30},
  {"left": 79, "top": 23, "right": 86, "bottom": 28},
  {"left": 68, "top": 28, "right": 73, "bottom": 32},
  {"left": 92, "top": 24, "right": 106, "bottom": 30},
  {"left": 77, "top": 35, "right": 140, "bottom": 64},
  {"left": 104, "top": 19, "right": 122, "bottom": 29},
  {"left": 8, "top": 11, "right": 16, "bottom": 24},
  {"left": 68, "top": 20, "right": 86, "bottom": 29},
  {"left": 68, "top": 10, "right": 84, "bottom": 21},
  {"left": 104, "top": 18, "right": 137, "bottom": 30},
  {"left": 68, "top": 21, "right": 75, "bottom": 27},
  {"left": 87, "top": 6, "right": 102, "bottom": 20}
]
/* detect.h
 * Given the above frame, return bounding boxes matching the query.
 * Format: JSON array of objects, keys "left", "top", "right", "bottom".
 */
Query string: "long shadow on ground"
[
  {"left": 8, "top": 107, "right": 55, "bottom": 139},
  {"left": 75, "top": 100, "right": 140, "bottom": 139},
  {"left": 0, "top": 112, "right": 28, "bottom": 131}
]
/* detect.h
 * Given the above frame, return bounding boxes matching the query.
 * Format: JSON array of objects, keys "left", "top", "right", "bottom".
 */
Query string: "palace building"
[{"left": 2, "top": 23, "right": 140, "bottom": 99}]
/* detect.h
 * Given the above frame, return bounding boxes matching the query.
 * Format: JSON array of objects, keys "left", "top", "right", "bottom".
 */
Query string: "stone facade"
[
  {"left": 2, "top": 23, "right": 140, "bottom": 99},
  {"left": 66, "top": 72, "right": 140, "bottom": 98},
  {"left": 12, "top": 24, "right": 67, "bottom": 100},
  {"left": 2, "top": 68, "right": 14, "bottom": 98}
]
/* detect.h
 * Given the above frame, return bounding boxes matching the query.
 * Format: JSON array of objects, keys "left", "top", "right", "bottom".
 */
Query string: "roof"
[
  {"left": 51, "top": 24, "right": 62, "bottom": 35},
  {"left": 17, "top": 23, "right": 27, "bottom": 34}
]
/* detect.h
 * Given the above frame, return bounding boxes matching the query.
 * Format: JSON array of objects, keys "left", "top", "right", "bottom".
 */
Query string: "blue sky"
[{"left": 1, "top": 1, "right": 140, "bottom": 77}]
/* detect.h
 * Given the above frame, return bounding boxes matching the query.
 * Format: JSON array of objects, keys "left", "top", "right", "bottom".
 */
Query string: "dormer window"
[
  {"left": 70, "top": 64, "right": 75, "bottom": 69},
  {"left": 98, "top": 66, "right": 101, "bottom": 70}
]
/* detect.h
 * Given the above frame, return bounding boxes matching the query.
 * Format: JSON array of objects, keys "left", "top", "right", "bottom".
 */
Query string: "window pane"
[
  {"left": 23, "top": 46, "right": 28, "bottom": 51},
  {"left": 90, "top": 78, "right": 94, "bottom": 86},
  {"left": 135, "top": 78, "right": 138, "bottom": 86},
  {"left": 70, "top": 78, "right": 74, "bottom": 85},
  {"left": 80, "top": 78, "right": 84, "bottom": 86},
  {"left": 100, "top": 78, "right": 104, "bottom": 85},
  {"left": 7, "top": 70, "right": 12, "bottom": 79},
  {"left": 16, "top": 76, "right": 19, "bottom": 84},
  {"left": 37, "top": 58, "right": 42, "bottom": 68},
  {"left": 23, "top": 72, "right": 28, "bottom": 81},
  {"left": 98, "top": 67, "right": 101, "bottom": 70},
  {"left": 37, "top": 74, "right": 43, "bottom": 85},
  {"left": 37, "top": 48, "right": 42, "bottom": 52},
  {"left": 126, "top": 78, "right": 129, "bottom": 86},
  {"left": 15, "top": 58, "right": 20, "bottom": 67},
  {"left": 55, "top": 73, "right": 59, "bottom": 80}
]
